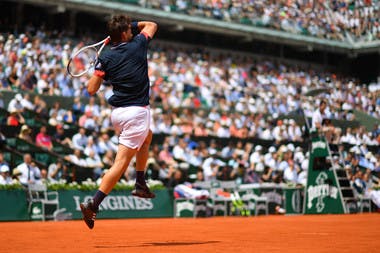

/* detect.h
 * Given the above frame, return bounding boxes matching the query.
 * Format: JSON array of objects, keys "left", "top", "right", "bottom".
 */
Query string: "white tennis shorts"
[{"left": 111, "top": 106, "right": 150, "bottom": 150}]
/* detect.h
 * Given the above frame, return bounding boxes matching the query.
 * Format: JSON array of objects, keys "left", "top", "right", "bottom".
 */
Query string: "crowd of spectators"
[
  {"left": 139, "top": 0, "right": 380, "bottom": 42},
  {"left": 1, "top": 90, "right": 380, "bottom": 191},
  {"left": 2, "top": 28, "right": 380, "bottom": 122},
  {"left": 2, "top": 27, "right": 380, "bottom": 119},
  {"left": 0, "top": 26, "right": 379, "bottom": 198}
]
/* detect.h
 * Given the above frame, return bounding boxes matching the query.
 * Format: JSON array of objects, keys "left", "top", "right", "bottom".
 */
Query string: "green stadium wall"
[{"left": 0, "top": 189, "right": 173, "bottom": 221}]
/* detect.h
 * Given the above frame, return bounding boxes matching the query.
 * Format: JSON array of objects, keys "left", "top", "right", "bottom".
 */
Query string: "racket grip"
[{"left": 105, "top": 36, "right": 111, "bottom": 45}]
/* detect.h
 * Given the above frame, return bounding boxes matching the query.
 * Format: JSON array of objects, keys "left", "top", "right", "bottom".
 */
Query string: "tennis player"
[{"left": 80, "top": 15, "right": 158, "bottom": 229}]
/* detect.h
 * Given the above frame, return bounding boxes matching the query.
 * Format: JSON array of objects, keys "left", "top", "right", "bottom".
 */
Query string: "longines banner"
[
  {"left": 58, "top": 189, "right": 174, "bottom": 219},
  {"left": 0, "top": 189, "right": 173, "bottom": 221}
]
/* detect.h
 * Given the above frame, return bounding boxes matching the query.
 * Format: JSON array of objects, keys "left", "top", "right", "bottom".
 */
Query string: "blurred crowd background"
[
  {"left": 0, "top": 1, "right": 379, "bottom": 200},
  {"left": 140, "top": 0, "right": 380, "bottom": 42}
]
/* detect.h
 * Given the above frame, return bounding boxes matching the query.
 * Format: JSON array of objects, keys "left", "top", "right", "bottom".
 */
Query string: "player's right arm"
[
  {"left": 87, "top": 57, "right": 106, "bottom": 96},
  {"left": 87, "top": 75, "right": 103, "bottom": 96}
]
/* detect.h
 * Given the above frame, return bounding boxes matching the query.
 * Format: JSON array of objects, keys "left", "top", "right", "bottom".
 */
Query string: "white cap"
[
  {"left": 15, "top": 93, "right": 22, "bottom": 101},
  {"left": 287, "top": 143, "right": 295, "bottom": 152},
  {"left": 0, "top": 165, "right": 9, "bottom": 173},
  {"left": 255, "top": 145, "right": 263, "bottom": 151},
  {"left": 268, "top": 146, "right": 276, "bottom": 153},
  {"left": 279, "top": 145, "right": 287, "bottom": 153}
]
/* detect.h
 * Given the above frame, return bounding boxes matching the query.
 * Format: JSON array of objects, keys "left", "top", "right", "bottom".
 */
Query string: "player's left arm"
[
  {"left": 87, "top": 75, "right": 103, "bottom": 96},
  {"left": 133, "top": 21, "right": 158, "bottom": 40}
]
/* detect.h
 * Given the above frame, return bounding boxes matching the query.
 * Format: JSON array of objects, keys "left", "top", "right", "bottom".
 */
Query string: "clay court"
[{"left": 1, "top": 213, "right": 378, "bottom": 253}]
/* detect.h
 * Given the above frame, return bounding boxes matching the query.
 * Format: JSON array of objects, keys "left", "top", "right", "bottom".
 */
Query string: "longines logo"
[{"left": 73, "top": 195, "right": 154, "bottom": 211}]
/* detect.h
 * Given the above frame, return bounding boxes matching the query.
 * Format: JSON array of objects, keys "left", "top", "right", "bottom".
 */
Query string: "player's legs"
[
  {"left": 80, "top": 144, "right": 137, "bottom": 229},
  {"left": 80, "top": 106, "right": 153, "bottom": 229},
  {"left": 100, "top": 106, "right": 147, "bottom": 194},
  {"left": 112, "top": 106, "right": 155, "bottom": 199},
  {"left": 99, "top": 144, "right": 137, "bottom": 194},
  {"left": 132, "top": 130, "right": 155, "bottom": 198},
  {"left": 135, "top": 130, "right": 152, "bottom": 172}
]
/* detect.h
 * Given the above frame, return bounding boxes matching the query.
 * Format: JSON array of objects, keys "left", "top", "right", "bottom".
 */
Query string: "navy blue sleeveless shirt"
[{"left": 94, "top": 28, "right": 151, "bottom": 107}]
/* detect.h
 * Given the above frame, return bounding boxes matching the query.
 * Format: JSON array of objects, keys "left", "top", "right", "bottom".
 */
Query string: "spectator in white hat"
[
  {"left": 7, "top": 93, "right": 24, "bottom": 113},
  {"left": 264, "top": 146, "right": 277, "bottom": 167},
  {"left": 0, "top": 164, "right": 12, "bottom": 185},
  {"left": 249, "top": 145, "right": 263, "bottom": 164}
]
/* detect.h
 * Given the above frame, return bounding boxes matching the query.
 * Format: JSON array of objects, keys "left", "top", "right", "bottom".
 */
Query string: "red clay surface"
[{"left": 0, "top": 214, "right": 378, "bottom": 253}]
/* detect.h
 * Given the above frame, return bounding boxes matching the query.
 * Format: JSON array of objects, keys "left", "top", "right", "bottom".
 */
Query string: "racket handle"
[{"left": 105, "top": 36, "right": 111, "bottom": 45}]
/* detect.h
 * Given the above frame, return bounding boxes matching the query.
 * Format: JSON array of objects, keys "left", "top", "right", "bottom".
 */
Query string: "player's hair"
[{"left": 108, "top": 15, "right": 131, "bottom": 43}]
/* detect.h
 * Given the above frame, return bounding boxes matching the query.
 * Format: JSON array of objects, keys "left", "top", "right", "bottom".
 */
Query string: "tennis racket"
[{"left": 67, "top": 36, "right": 110, "bottom": 77}]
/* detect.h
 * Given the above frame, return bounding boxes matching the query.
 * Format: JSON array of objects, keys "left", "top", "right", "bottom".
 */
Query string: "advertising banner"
[
  {"left": 58, "top": 189, "right": 174, "bottom": 219},
  {"left": 303, "top": 136, "right": 345, "bottom": 214},
  {"left": 0, "top": 190, "right": 29, "bottom": 221}
]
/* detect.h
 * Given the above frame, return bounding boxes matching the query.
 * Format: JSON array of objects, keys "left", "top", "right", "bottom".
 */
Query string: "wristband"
[{"left": 131, "top": 21, "right": 139, "bottom": 36}]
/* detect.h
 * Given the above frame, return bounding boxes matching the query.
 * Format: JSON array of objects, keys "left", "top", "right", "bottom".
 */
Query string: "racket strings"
[
  {"left": 68, "top": 47, "right": 98, "bottom": 77},
  {"left": 67, "top": 37, "right": 109, "bottom": 77}
]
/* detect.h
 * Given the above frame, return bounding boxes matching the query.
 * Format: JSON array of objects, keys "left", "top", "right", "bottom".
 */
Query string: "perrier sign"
[{"left": 303, "top": 136, "right": 345, "bottom": 214}]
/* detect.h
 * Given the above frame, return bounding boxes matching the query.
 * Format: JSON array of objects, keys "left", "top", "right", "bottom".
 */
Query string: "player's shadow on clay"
[
  {"left": 95, "top": 241, "right": 220, "bottom": 248},
  {"left": 143, "top": 241, "right": 220, "bottom": 246}
]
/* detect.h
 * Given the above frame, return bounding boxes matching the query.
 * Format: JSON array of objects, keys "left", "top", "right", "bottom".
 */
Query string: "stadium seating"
[
  {"left": 130, "top": 0, "right": 380, "bottom": 42},
  {"left": 238, "top": 189, "right": 269, "bottom": 216}
]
